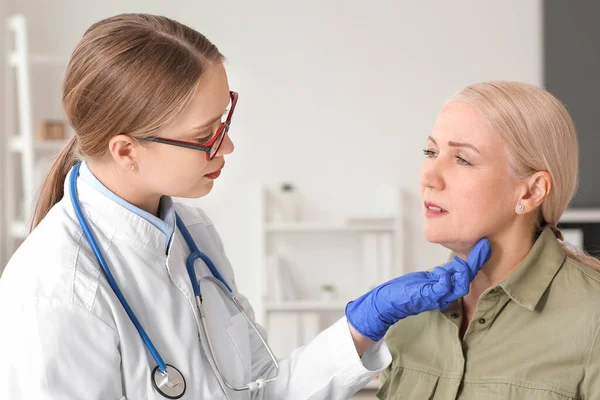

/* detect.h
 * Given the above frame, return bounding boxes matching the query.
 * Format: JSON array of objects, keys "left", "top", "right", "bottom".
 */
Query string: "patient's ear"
[{"left": 517, "top": 171, "right": 551, "bottom": 214}]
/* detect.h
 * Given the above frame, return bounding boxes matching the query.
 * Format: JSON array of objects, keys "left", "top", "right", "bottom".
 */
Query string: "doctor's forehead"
[{"left": 176, "top": 64, "right": 231, "bottom": 129}]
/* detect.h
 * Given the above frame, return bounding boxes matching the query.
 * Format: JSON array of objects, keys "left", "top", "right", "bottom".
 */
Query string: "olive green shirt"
[{"left": 378, "top": 227, "right": 600, "bottom": 400}]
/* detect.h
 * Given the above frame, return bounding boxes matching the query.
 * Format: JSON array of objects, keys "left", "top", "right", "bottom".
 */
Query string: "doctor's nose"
[{"left": 217, "top": 133, "right": 234, "bottom": 156}]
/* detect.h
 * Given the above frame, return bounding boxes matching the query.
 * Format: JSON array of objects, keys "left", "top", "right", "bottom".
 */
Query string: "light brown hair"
[{"left": 31, "top": 13, "right": 224, "bottom": 229}]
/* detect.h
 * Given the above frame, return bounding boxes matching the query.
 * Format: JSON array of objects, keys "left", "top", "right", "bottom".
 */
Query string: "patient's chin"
[
  {"left": 424, "top": 231, "right": 474, "bottom": 258},
  {"left": 444, "top": 243, "right": 468, "bottom": 258},
  {"left": 423, "top": 228, "right": 453, "bottom": 246},
  {"left": 431, "top": 239, "right": 461, "bottom": 253}
]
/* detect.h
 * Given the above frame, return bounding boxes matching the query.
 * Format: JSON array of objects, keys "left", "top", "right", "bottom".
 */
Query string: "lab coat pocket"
[
  {"left": 382, "top": 367, "right": 439, "bottom": 400},
  {"left": 225, "top": 311, "right": 251, "bottom": 387}
]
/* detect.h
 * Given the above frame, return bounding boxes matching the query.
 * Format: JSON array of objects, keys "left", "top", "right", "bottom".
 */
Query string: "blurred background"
[{"left": 1, "top": 1, "right": 599, "bottom": 397}]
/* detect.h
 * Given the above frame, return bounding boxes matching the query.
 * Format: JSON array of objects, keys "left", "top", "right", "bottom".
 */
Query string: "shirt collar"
[
  {"left": 64, "top": 162, "right": 175, "bottom": 252},
  {"left": 498, "top": 227, "right": 566, "bottom": 311}
]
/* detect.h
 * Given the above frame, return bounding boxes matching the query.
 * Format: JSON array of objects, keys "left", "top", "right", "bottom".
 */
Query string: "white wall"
[{"left": 9, "top": 1, "right": 543, "bottom": 319}]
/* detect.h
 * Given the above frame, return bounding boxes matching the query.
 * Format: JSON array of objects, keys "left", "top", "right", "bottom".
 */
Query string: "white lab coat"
[{"left": 0, "top": 169, "right": 391, "bottom": 400}]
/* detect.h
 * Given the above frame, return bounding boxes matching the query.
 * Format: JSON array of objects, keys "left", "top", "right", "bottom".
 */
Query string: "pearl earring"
[
  {"left": 131, "top": 164, "right": 135, "bottom": 171},
  {"left": 516, "top": 204, "right": 525, "bottom": 212}
]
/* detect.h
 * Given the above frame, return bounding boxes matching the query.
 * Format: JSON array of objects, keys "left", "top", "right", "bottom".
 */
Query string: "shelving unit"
[
  {"left": 265, "top": 221, "right": 396, "bottom": 234},
  {"left": 264, "top": 300, "right": 348, "bottom": 312},
  {"left": 8, "top": 135, "right": 66, "bottom": 152},
  {"left": 560, "top": 208, "right": 600, "bottom": 223},
  {"left": 256, "top": 186, "right": 406, "bottom": 394},
  {"left": 558, "top": 208, "right": 600, "bottom": 258},
  {"left": 2, "top": 14, "right": 68, "bottom": 267}
]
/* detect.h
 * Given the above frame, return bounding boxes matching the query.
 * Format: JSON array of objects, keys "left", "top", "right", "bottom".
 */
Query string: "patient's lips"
[{"left": 424, "top": 201, "right": 447, "bottom": 217}]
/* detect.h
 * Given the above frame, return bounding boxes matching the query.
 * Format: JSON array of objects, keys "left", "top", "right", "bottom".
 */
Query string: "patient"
[{"left": 377, "top": 81, "right": 600, "bottom": 399}]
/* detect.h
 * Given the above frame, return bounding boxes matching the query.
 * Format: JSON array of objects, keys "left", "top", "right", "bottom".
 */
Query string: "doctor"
[{"left": 0, "top": 13, "right": 491, "bottom": 400}]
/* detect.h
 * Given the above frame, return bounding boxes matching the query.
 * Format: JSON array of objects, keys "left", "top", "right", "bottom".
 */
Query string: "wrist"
[{"left": 347, "top": 320, "right": 375, "bottom": 357}]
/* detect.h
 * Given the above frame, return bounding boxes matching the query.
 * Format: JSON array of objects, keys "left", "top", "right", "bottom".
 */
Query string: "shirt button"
[
  {"left": 451, "top": 313, "right": 460, "bottom": 319},
  {"left": 478, "top": 318, "right": 486, "bottom": 324}
]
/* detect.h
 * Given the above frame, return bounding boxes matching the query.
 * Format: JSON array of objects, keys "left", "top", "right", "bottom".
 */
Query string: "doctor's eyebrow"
[
  {"left": 187, "top": 115, "right": 221, "bottom": 133},
  {"left": 428, "top": 136, "right": 480, "bottom": 153},
  {"left": 186, "top": 107, "right": 230, "bottom": 135}
]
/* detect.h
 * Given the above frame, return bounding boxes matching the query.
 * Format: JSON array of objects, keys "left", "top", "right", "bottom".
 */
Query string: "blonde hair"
[
  {"left": 451, "top": 81, "right": 600, "bottom": 269},
  {"left": 31, "top": 13, "right": 224, "bottom": 230}
]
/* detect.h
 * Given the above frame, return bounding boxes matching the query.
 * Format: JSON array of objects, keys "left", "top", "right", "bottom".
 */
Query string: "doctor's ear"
[
  {"left": 108, "top": 134, "right": 138, "bottom": 171},
  {"left": 516, "top": 171, "right": 552, "bottom": 215}
]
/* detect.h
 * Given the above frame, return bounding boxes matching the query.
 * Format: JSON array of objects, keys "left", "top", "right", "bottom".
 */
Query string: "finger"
[
  {"left": 439, "top": 299, "right": 453, "bottom": 310},
  {"left": 450, "top": 259, "right": 471, "bottom": 297},
  {"left": 438, "top": 257, "right": 470, "bottom": 298},
  {"left": 428, "top": 267, "right": 452, "bottom": 297},
  {"left": 465, "top": 238, "right": 492, "bottom": 275},
  {"left": 444, "top": 256, "right": 469, "bottom": 279},
  {"left": 430, "top": 266, "right": 449, "bottom": 279}
]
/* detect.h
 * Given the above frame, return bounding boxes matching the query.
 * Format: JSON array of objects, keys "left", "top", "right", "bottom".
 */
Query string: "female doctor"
[{"left": 0, "top": 13, "right": 491, "bottom": 400}]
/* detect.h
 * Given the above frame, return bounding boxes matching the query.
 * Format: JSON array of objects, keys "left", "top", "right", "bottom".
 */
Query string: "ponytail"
[
  {"left": 546, "top": 223, "right": 600, "bottom": 270},
  {"left": 30, "top": 135, "right": 79, "bottom": 231},
  {"left": 563, "top": 246, "right": 600, "bottom": 270}
]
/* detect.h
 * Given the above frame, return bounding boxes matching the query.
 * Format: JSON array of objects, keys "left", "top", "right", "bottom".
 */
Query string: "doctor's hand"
[{"left": 345, "top": 238, "right": 491, "bottom": 342}]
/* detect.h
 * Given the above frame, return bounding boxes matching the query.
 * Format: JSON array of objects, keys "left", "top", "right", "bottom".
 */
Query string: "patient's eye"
[
  {"left": 423, "top": 149, "right": 437, "bottom": 158},
  {"left": 456, "top": 155, "right": 472, "bottom": 166}
]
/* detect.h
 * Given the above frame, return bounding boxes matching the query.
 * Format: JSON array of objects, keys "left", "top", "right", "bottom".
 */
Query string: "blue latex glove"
[{"left": 346, "top": 238, "right": 491, "bottom": 342}]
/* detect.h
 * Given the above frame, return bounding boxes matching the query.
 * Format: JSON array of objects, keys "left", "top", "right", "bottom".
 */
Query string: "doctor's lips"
[
  {"left": 204, "top": 169, "right": 222, "bottom": 179},
  {"left": 204, "top": 166, "right": 223, "bottom": 180},
  {"left": 424, "top": 201, "right": 447, "bottom": 217}
]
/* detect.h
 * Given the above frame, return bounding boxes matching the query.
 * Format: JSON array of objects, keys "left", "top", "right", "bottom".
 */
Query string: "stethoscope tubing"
[{"left": 69, "top": 163, "right": 168, "bottom": 373}]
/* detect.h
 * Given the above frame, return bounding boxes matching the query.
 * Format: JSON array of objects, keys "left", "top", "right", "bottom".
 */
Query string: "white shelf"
[
  {"left": 10, "top": 221, "right": 28, "bottom": 239},
  {"left": 8, "top": 52, "right": 66, "bottom": 67},
  {"left": 29, "top": 54, "right": 67, "bottom": 66},
  {"left": 560, "top": 208, "right": 600, "bottom": 223},
  {"left": 9, "top": 136, "right": 66, "bottom": 153},
  {"left": 3, "top": 15, "right": 67, "bottom": 265},
  {"left": 265, "top": 222, "right": 395, "bottom": 233},
  {"left": 265, "top": 301, "right": 348, "bottom": 312}
]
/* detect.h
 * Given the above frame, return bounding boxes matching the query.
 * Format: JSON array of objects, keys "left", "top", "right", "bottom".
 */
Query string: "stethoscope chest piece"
[{"left": 152, "top": 364, "right": 187, "bottom": 399}]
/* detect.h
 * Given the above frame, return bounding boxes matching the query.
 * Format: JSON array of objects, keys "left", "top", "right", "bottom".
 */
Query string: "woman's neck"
[
  {"left": 459, "top": 223, "right": 536, "bottom": 302},
  {"left": 457, "top": 223, "right": 535, "bottom": 337},
  {"left": 87, "top": 161, "right": 161, "bottom": 216}
]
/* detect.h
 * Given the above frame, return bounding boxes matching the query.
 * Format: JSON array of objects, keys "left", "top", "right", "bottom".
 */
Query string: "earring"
[
  {"left": 516, "top": 204, "right": 525, "bottom": 212},
  {"left": 131, "top": 164, "right": 135, "bottom": 171}
]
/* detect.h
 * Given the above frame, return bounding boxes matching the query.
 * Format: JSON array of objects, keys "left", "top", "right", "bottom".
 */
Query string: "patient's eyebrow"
[
  {"left": 448, "top": 141, "right": 480, "bottom": 153},
  {"left": 429, "top": 136, "right": 479, "bottom": 153}
]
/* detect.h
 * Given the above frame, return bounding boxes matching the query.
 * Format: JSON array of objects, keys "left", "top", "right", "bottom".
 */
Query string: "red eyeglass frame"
[{"left": 141, "top": 91, "right": 238, "bottom": 160}]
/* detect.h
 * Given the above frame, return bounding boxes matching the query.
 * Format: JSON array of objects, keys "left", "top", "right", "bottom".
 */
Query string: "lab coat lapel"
[
  {"left": 165, "top": 229, "right": 237, "bottom": 398},
  {"left": 165, "top": 231, "right": 198, "bottom": 321}
]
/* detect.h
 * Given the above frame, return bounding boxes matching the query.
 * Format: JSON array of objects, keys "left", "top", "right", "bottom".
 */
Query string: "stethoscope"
[{"left": 69, "top": 163, "right": 279, "bottom": 399}]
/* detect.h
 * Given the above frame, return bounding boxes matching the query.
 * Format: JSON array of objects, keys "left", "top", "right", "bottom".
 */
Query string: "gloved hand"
[{"left": 345, "top": 238, "right": 491, "bottom": 342}]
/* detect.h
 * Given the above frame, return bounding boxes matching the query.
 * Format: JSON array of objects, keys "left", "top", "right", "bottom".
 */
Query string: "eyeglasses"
[{"left": 141, "top": 91, "right": 238, "bottom": 160}]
